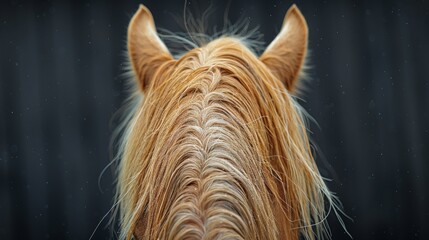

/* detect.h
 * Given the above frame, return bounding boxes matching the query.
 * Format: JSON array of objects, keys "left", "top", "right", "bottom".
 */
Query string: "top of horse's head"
[
  {"left": 117, "top": 4, "right": 338, "bottom": 240},
  {"left": 128, "top": 4, "right": 307, "bottom": 93}
]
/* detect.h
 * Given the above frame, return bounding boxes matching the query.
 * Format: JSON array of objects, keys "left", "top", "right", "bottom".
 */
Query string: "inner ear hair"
[{"left": 128, "top": 4, "right": 174, "bottom": 91}]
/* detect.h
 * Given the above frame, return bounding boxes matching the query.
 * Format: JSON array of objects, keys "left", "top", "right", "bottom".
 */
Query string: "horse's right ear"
[{"left": 128, "top": 5, "right": 173, "bottom": 91}]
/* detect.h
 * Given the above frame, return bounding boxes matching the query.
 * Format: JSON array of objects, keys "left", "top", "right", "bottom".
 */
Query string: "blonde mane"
[{"left": 114, "top": 4, "right": 343, "bottom": 240}]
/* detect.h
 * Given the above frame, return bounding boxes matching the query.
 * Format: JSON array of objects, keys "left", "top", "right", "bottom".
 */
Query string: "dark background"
[{"left": 1, "top": 0, "right": 428, "bottom": 239}]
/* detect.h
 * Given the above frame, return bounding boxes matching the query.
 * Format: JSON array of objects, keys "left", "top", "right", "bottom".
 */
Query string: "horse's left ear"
[
  {"left": 260, "top": 4, "right": 308, "bottom": 92},
  {"left": 128, "top": 4, "right": 174, "bottom": 91}
]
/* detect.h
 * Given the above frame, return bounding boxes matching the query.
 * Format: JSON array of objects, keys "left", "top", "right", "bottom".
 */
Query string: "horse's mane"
[{"left": 112, "top": 4, "right": 345, "bottom": 240}]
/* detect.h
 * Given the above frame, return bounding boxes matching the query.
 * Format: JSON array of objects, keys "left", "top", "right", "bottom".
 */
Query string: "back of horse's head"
[{"left": 116, "top": 4, "right": 335, "bottom": 240}]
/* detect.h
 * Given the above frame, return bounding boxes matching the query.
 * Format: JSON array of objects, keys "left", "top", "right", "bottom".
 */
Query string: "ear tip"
[
  {"left": 285, "top": 4, "right": 304, "bottom": 20},
  {"left": 136, "top": 4, "right": 152, "bottom": 18},
  {"left": 138, "top": 4, "right": 150, "bottom": 13},
  {"left": 283, "top": 4, "right": 307, "bottom": 31},
  {"left": 129, "top": 4, "right": 155, "bottom": 33}
]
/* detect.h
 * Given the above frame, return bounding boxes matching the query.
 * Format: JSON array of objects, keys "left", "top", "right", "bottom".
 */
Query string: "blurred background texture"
[{"left": 1, "top": 0, "right": 428, "bottom": 239}]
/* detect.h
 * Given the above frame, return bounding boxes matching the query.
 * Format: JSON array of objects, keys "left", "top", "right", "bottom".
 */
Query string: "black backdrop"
[{"left": 1, "top": 0, "right": 428, "bottom": 239}]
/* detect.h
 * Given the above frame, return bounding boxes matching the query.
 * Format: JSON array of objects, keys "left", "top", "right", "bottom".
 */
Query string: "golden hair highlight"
[{"left": 114, "top": 4, "right": 345, "bottom": 240}]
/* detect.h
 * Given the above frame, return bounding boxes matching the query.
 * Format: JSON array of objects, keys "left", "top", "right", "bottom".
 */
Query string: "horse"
[{"left": 114, "top": 4, "right": 340, "bottom": 240}]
